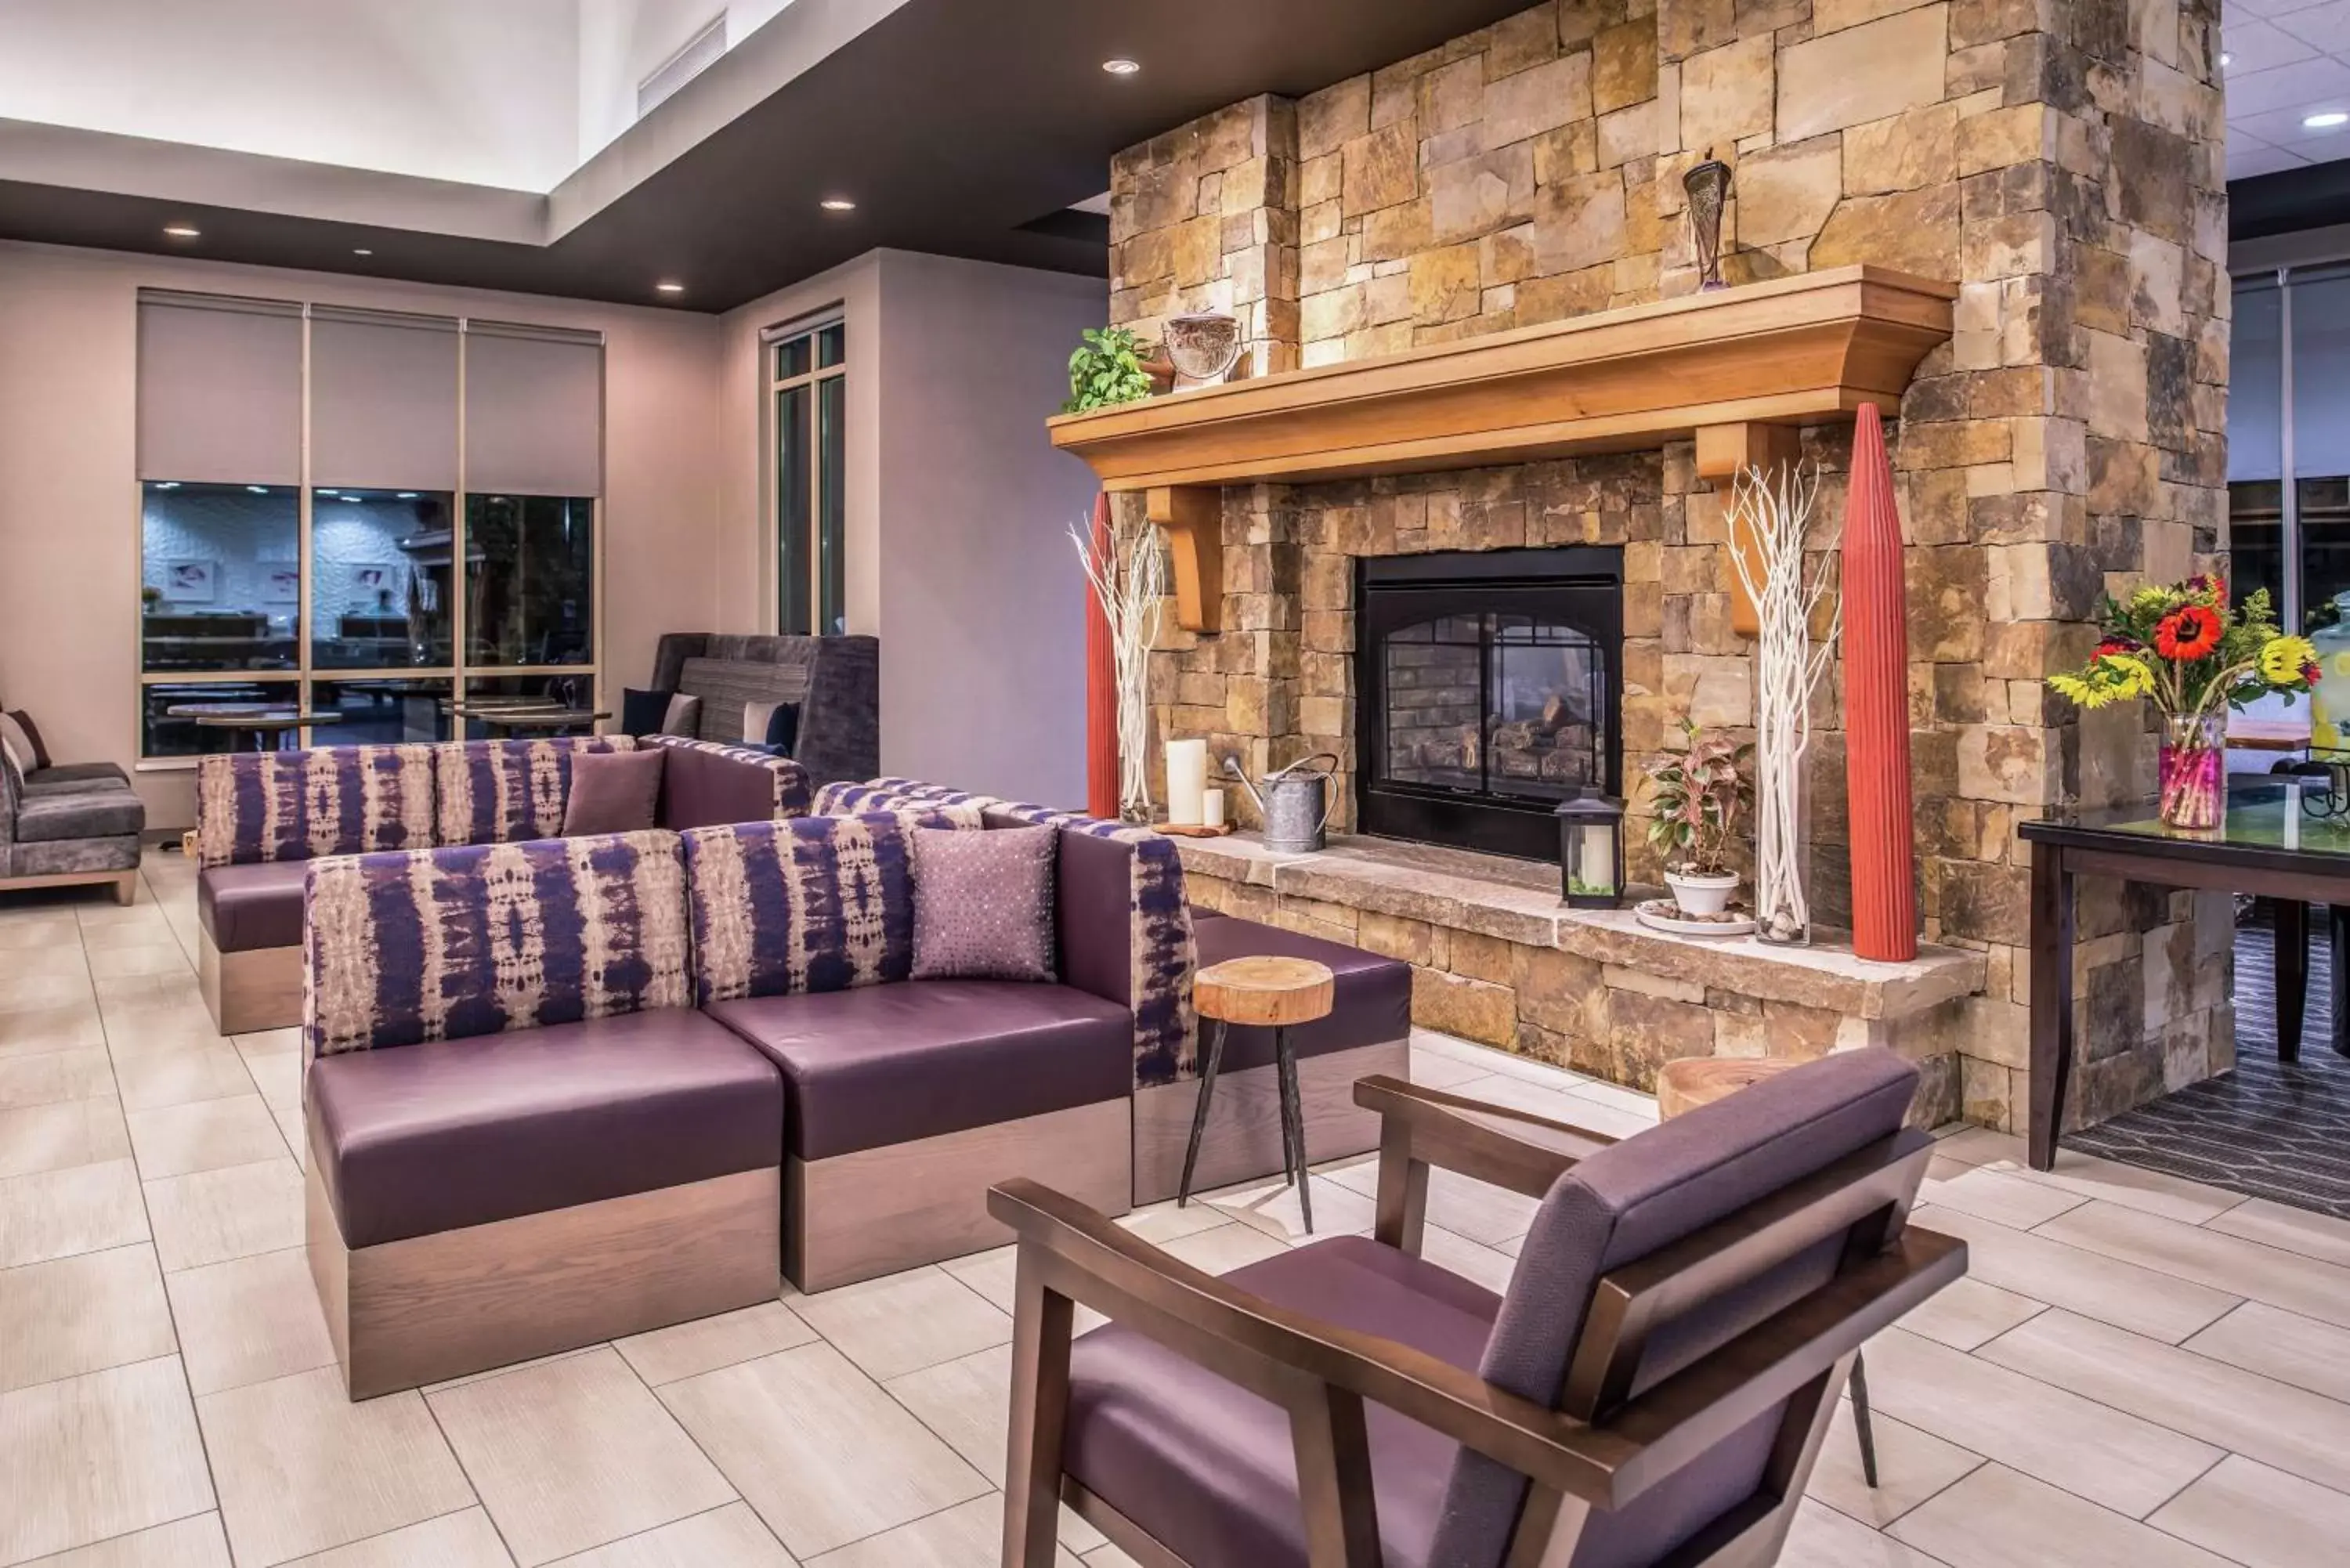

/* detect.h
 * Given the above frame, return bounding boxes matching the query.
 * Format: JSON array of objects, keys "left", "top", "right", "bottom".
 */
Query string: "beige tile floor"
[{"left": 5, "top": 853, "right": 2350, "bottom": 1566}]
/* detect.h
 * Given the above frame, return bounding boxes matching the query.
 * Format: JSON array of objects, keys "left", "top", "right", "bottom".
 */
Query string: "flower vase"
[{"left": 2157, "top": 711, "right": 2225, "bottom": 831}]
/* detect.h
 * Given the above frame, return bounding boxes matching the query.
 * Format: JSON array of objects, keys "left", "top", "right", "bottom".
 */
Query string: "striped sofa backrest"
[
  {"left": 305, "top": 829, "right": 692, "bottom": 1057},
  {"left": 810, "top": 778, "right": 1196, "bottom": 1087},
  {"left": 196, "top": 746, "right": 439, "bottom": 868},
  {"left": 433, "top": 735, "right": 638, "bottom": 847},
  {"left": 681, "top": 807, "right": 982, "bottom": 1006}
]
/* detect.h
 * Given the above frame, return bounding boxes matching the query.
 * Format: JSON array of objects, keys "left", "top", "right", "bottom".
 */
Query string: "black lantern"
[{"left": 1556, "top": 789, "right": 1625, "bottom": 909}]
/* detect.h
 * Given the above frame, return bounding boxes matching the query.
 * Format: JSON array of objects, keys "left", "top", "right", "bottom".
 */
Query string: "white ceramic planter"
[{"left": 1664, "top": 868, "right": 1740, "bottom": 919}]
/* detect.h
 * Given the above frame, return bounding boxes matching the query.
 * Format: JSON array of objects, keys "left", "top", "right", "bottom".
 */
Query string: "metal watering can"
[{"left": 1225, "top": 753, "right": 1338, "bottom": 854}]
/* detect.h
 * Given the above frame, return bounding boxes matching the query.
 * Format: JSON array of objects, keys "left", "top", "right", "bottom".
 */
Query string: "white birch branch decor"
[
  {"left": 1072, "top": 515, "right": 1167, "bottom": 821},
  {"left": 1725, "top": 460, "right": 1842, "bottom": 944}
]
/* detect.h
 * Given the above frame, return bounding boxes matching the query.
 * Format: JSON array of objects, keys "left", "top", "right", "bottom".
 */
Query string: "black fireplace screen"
[{"left": 1357, "top": 547, "right": 1622, "bottom": 861}]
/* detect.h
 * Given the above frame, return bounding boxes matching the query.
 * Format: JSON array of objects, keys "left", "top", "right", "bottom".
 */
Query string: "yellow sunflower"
[{"left": 2261, "top": 635, "right": 2319, "bottom": 685}]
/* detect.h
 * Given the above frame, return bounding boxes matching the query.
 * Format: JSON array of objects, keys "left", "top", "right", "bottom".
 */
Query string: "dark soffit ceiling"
[
  {"left": 2231, "top": 162, "right": 2350, "bottom": 244},
  {"left": 0, "top": 0, "right": 1535, "bottom": 313}
]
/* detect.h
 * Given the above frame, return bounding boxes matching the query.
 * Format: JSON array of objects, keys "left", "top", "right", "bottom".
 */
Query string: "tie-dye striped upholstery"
[
  {"left": 810, "top": 778, "right": 1198, "bottom": 1086},
  {"left": 646, "top": 734, "right": 814, "bottom": 818},
  {"left": 196, "top": 747, "right": 439, "bottom": 868},
  {"left": 682, "top": 808, "right": 982, "bottom": 1007},
  {"left": 305, "top": 829, "right": 692, "bottom": 1058},
  {"left": 434, "top": 735, "right": 639, "bottom": 847}
]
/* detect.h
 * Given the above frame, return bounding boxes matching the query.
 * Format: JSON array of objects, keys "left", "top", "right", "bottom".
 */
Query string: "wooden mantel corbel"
[
  {"left": 1694, "top": 422, "right": 1801, "bottom": 639},
  {"left": 1146, "top": 486, "right": 1222, "bottom": 634}
]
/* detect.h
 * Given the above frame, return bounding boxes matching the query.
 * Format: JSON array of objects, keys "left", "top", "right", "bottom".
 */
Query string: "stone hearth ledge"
[{"left": 1177, "top": 831, "right": 1989, "bottom": 1125}]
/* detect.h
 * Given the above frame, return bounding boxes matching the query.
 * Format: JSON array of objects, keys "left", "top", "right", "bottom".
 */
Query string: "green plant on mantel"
[
  {"left": 1643, "top": 719, "right": 1754, "bottom": 876},
  {"left": 1063, "top": 326, "right": 1155, "bottom": 414}
]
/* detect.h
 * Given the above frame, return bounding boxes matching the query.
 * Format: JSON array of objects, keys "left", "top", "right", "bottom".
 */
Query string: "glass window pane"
[
  {"left": 463, "top": 494, "right": 595, "bottom": 667},
  {"left": 776, "top": 383, "right": 812, "bottom": 634},
  {"left": 306, "top": 677, "right": 454, "bottom": 746},
  {"left": 141, "top": 678, "right": 300, "bottom": 757},
  {"left": 2231, "top": 279, "right": 2284, "bottom": 620},
  {"left": 775, "top": 335, "right": 811, "bottom": 380},
  {"left": 817, "top": 323, "right": 844, "bottom": 369},
  {"left": 310, "top": 490, "right": 454, "bottom": 668},
  {"left": 458, "top": 674, "right": 600, "bottom": 739},
  {"left": 2295, "top": 269, "right": 2350, "bottom": 638},
  {"left": 141, "top": 482, "right": 299, "bottom": 673},
  {"left": 818, "top": 373, "right": 846, "bottom": 634}
]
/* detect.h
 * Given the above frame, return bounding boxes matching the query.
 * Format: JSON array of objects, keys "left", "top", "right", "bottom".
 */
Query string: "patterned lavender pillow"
[{"left": 909, "top": 824, "right": 1058, "bottom": 983}]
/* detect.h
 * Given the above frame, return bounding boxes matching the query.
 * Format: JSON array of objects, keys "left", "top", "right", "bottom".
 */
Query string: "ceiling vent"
[{"left": 638, "top": 14, "right": 728, "bottom": 120}]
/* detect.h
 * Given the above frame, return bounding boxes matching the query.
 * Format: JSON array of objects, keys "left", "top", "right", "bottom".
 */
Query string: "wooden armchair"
[{"left": 988, "top": 1049, "right": 1964, "bottom": 1568}]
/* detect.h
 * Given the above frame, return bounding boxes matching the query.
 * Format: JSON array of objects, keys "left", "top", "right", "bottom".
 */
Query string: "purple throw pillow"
[
  {"left": 561, "top": 747, "right": 667, "bottom": 836},
  {"left": 910, "top": 823, "right": 1058, "bottom": 982}
]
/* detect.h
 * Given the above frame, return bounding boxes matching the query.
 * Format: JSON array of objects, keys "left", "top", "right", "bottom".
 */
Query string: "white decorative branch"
[
  {"left": 1072, "top": 515, "right": 1167, "bottom": 821},
  {"left": 1726, "top": 461, "right": 1842, "bottom": 944}
]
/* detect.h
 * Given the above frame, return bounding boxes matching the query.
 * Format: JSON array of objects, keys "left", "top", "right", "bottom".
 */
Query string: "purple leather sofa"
[{"left": 195, "top": 734, "right": 811, "bottom": 1035}]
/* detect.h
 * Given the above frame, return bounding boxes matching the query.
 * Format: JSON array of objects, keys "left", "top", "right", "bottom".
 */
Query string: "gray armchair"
[
  {"left": 0, "top": 729, "right": 143, "bottom": 903},
  {"left": 989, "top": 1049, "right": 1963, "bottom": 1568}
]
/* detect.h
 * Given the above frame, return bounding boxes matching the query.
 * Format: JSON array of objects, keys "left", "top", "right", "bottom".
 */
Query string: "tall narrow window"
[{"left": 768, "top": 316, "right": 846, "bottom": 634}]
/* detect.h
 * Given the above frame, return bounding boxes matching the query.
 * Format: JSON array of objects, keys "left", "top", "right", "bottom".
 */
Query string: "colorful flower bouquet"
[{"left": 2049, "top": 577, "right": 2317, "bottom": 829}]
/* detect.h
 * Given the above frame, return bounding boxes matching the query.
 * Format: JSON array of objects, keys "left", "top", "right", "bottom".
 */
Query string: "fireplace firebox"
[{"left": 1355, "top": 547, "right": 1622, "bottom": 861}]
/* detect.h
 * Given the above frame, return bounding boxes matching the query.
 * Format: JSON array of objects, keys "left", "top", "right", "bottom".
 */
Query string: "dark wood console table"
[{"left": 2019, "top": 782, "right": 2350, "bottom": 1172}]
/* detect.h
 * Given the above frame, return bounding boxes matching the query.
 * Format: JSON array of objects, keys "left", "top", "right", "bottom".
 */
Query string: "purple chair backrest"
[
  {"left": 197, "top": 745, "right": 439, "bottom": 866},
  {"left": 1431, "top": 1049, "right": 1925, "bottom": 1568}
]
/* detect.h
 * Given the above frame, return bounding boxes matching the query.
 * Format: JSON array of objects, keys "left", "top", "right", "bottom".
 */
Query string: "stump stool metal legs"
[{"left": 1177, "top": 956, "right": 1336, "bottom": 1234}]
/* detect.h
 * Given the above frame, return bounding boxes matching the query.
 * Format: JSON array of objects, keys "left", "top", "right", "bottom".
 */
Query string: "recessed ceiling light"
[
  {"left": 1102, "top": 58, "right": 1141, "bottom": 75},
  {"left": 820, "top": 197, "right": 857, "bottom": 211},
  {"left": 2219, "top": 51, "right": 2232, "bottom": 66},
  {"left": 2308, "top": 110, "right": 2350, "bottom": 128},
  {"left": 163, "top": 224, "right": 201, "bottom": 239},
  {"left": 156, "top": 481, "right": 180, "bottom": 490},
  {"left": 352, "top": 247, "right": 373, "bottom": 256},
  {"left": 246, "top": 485, "right": 269, "bottom": 495},
  {"left": 396, "top": 491, "right": 419, "bottom": 500},
  {"left": 319, "top": 490, "right": 339, "bottom": 498},
  {"left": 656, "top": 280, "right": 686, "bottom": 294}
]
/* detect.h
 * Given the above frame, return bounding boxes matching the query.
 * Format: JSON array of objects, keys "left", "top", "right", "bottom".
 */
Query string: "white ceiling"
[{"left": 2228, "top": 0, "right": 2350, "bottom": 179}]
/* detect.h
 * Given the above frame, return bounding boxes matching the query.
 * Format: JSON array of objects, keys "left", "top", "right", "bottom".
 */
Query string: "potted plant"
[
  {"left": 1061, "top": 326, "right": 1159, "bottom": 414},
  {"left": 1644, "top": 720, "right": 1755, "bottom": 918},
  {"left": 2050, "top": 578, "right": 2317, "bottom": 830}
]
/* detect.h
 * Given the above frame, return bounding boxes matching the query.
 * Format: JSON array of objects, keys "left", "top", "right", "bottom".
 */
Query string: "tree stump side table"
[
  {"left": 1655, "top": 1055, "right": 1882, "bottom": 1490},
  {"left": 1180, "top": 956, "right": 1336, "bottom": 1231}
]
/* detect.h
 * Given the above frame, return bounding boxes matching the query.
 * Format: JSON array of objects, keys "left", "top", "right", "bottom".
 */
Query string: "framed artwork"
[
  {"left": 263, "top": 568, "right": 301, "bottom": 602},
  {"left": 349, "top": 565, "right": 395, "bottom": 594},
  {"left": 161, "top": 560, "right": 216, "bottom": 601}
]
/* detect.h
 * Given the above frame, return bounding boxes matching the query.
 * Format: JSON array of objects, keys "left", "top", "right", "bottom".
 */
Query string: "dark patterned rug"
[{"left": 2069, "top": 914, "right": 2350, "bottom": 1220}]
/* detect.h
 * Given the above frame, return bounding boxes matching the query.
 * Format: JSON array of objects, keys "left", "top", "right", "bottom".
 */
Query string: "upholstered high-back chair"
[{"left": 989, "top": 1048, "right": 1963, "bottom": 1568}]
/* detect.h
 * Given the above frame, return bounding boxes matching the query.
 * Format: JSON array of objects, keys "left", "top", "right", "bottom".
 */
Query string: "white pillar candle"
[
  {"left": 1579, "top": 823, "right": 1614, "bottom": 891},
  {"left": 2286, "top": 781, "right": 2301, "bottom": 851},
  {"left": 1166, "top": 738, "right": 1208, "bottom": 826},
  {"left": 1202, "top": 787, "right": 1226, "bottom": 829}
]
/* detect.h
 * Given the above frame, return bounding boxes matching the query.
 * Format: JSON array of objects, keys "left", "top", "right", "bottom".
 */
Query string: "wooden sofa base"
[
  {"left": 789, "top": 1099, "right": 1131, "bottom": 1294},
  {"left": 200, "top": 933, "right": 302, "bottom": 1035},
  {"left": 306, "top": 1154, "right": 780, "bottom": 1400},
  {"left": 1131, "top": 1037, "right": 1409, "bottom": 1206},
  {"left": 0, "top": 869, "right": 136, "bottom": 905}
]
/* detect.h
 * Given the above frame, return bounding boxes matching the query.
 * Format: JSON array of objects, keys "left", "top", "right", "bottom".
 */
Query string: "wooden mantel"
[{"left": 1050, "top": 266, "right": 1956, "bottom": 631}]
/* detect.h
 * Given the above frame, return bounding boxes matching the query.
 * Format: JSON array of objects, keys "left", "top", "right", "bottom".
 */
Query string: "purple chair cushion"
[
  {"left": 198, "top": 861, "right": 308, "bottom": 952},
  {"left": 1194, "top": 916, "right": 1412, "bottom": 1070},
  {"left": 1065, "top": 1236, "right": 1502, "bottom": 1568},
  {"left": 308, "top": 1008, "right": 783, "bottom": 1248},
  {"left": 910, "top": 824, "right": 1058, "bottom": 982},
  {"left": 703, "top": 979, "right": 1132, "bottom": 1158},
  {"left": 1431, "top": 1048, "right": 1925, "bottom": 1568},
  {"left": 562, "top": 747, "right": 667, "bottom": 836}
]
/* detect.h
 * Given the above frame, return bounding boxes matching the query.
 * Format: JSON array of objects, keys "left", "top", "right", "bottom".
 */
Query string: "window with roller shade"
[
  {"left": 134, "top": 290, "right": 603, "bottom": 757},
  {"left": 767, "top": 316, "right": 845, "bottom": 635}
]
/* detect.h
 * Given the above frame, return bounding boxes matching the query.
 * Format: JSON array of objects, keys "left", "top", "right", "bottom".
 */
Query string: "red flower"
[
  {"left": 2307, "top": 662, "right": 2324, "bottom": 685},
  {"left": 2154, "top": 605, "right": 2222, "bottom": 660}
]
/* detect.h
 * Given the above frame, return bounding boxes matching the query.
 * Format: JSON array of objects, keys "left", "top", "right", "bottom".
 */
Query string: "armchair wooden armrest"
[{"left": 1350, "top": 1073, "right": 1617, "bottom": 1256}]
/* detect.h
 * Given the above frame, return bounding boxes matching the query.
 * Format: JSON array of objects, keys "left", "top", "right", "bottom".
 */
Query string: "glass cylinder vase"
[{"left": 2156, "top": 710, "right": 2225, "bottom": 831}]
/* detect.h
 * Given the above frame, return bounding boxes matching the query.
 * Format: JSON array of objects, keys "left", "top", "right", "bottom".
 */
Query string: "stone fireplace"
[
  {"left": 1358, "top": 546, "right": 1622, "bottom": 859},
  {"left": 1069, "top": 0, "right": 2234, "bottom": 1139}
]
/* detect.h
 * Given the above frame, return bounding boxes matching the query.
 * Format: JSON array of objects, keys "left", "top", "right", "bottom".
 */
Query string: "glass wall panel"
[
  {"left": 819, "top": 373, "right": 846, "bottom": 634},
  {"left": 464, "top": 494, "right": 595, "bottom": 667},
  {"left": 768, "top": 316, "right": 844, "bottom": 636},
  {"left": 2229, "top": 277, "right": 2283, "bottom": 620},
  {"left": 776, "top": 382, "right": 812, "bottom": 634},
  {"left": 308, "top": 677, "right": 454, "bottom": 746},
  {"left": 309, "top": 490, "right": 454, "bottom": 669},
  {"left": 140, "top": 678, "right": 300, "bottom": 757},
  {"left": 140, "top": 482, "right": 300, "bottom": 673},
  {"left": 459, "top": 674, "right": 599, "bottom": 738}
]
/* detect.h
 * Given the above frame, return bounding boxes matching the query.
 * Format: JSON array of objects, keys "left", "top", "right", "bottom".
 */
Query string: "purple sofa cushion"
[
  {"left": 1065, "top": 1236, "right": 1501, "bottom": 1568},
  {"left": 1194, "top": 916, "right": 1412, "bottom": 1071},
  {"left": 910, "top": 824, "right": 1058, "bottom": 982},
  {"left": 308, "top": 1008, "right": 783, "bottom": 1248},
  {"left": 703, "top": 979, "right": 1132, "bottom": 1158},
  {"left": 198, "top": 861, "right": 309, "bottom": 952},
  {"left": 562, "top": 748, "right": 666, "bottom": 836}
]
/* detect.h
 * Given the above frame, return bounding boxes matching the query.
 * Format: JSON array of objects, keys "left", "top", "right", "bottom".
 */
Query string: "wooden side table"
[
  {"left": 1655, "top": 1056, "right": 1882, "bottom": 1490},
  {"left": 1179, "top": 956, "right": 1335, "bottom": 1230}
]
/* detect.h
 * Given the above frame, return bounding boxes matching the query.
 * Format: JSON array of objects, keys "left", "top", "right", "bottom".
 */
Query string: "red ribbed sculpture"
[
  {"left": 1844, "top": 404, "right": 1918, "bottom": 961},
  {"left": 1084, "top": 493, "right": 1120, "bottom": 819}
]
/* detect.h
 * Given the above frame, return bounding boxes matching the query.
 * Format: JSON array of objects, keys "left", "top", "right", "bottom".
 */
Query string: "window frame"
[{"left": 764, "top": 310, "right": 847, "bottom": 636}]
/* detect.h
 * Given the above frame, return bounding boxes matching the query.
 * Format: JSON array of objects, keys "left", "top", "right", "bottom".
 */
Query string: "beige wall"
[{"left": 0, "top": 238, "right": 725, "bottom": 829}]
